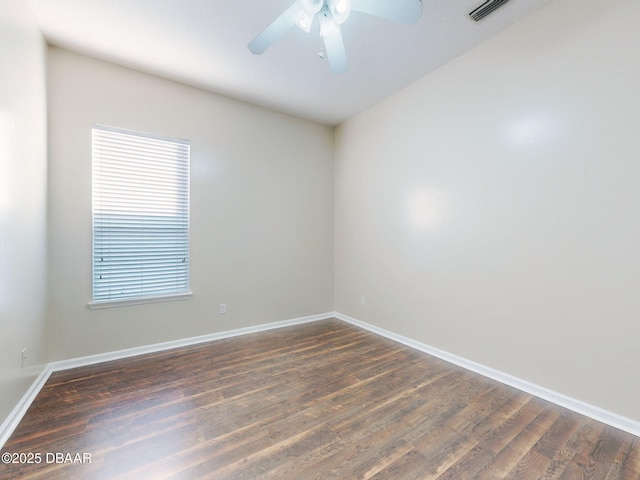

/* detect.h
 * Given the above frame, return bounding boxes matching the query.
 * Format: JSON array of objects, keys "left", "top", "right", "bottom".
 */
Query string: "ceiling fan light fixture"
[
  {"left": 293, "top": 13, "right": 314, "bottom": 32},
  {"left": 328, "top": 0, "right": 352, "bottom": 24},
  {"left": 291, "top": 2, "right": 315, "bottom": 32}
]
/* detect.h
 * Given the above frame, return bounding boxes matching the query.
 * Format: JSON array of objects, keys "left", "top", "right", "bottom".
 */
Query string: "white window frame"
[{"left": 89, "top": 124, "right": 192, "bottom": 309}]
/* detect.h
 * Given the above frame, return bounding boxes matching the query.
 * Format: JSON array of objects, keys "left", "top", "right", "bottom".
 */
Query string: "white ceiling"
[{"left": 28, "top": 0, "right": 555, "bottom": 126}]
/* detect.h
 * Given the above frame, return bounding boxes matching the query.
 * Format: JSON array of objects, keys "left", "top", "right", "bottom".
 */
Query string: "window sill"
[{"left": 88, "top": 292, "right": 193, "bottom": 310}]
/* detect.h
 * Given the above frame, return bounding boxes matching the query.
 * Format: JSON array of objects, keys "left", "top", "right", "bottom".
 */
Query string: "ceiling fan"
[{"left": 248, "top": 0, "right": 423, "bottom": 74}]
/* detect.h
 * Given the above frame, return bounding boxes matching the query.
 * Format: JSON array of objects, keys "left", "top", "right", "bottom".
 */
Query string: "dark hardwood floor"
[{"left": 1, "top": 319, "right": 639, "bottom": 479}]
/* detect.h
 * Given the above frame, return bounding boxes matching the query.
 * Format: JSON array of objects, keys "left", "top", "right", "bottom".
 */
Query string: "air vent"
[{"left": 469, "top": 0, "right": 511, "bottom": 21}]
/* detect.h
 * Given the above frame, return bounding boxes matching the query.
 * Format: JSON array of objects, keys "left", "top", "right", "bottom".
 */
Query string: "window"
[{"left": 91, "top": 125, "right": 191, "bottom": 307}]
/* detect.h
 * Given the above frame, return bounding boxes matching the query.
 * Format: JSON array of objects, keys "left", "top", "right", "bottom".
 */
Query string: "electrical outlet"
[
  {"left": 21, "top": 348, "right": 27, "bottom": 368},
  {"left": 219, "top": 304, "right": 227, "bottom": 314},
  {"left": 360, "top": 296, "right": 366, "bottom": 306}
]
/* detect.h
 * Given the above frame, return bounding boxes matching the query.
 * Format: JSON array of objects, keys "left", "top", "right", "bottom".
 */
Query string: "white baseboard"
[
  {"left": 3, "top": 311, "right": 638, "bottom": 450},
  {"left": 48, "top": 312, "right": 334, "bottom": 372},
  {"left": 0, "top": 365, "right": 54, "bottom": 449},
  {"left": 334, "top": 312, "right": 640, "bottom": 438},
  {"left": 0, "top": 312, "right": 334, "bottom": 449}
]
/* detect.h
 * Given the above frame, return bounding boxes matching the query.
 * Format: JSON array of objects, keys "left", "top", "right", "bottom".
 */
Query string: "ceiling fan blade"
[
  {"left": 248, "top": 5, "right": 297, "bottom": 55},
  {"left": 351, "top": 0, "right": 423, "bottom": 23},
  {"left": 322, "top": 28, "right": 348, "bottom": 74}
]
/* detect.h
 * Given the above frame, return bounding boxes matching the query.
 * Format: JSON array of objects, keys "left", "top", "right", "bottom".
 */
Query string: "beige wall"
[
  {"left": 0, "top": 1, "right": 48, "bottom": 421},
  {"left": 46, "top": 48, "right": 334, "bottom": 360},
  {"left": 335, "top": 0, "right": 640, "bottom": 420}
]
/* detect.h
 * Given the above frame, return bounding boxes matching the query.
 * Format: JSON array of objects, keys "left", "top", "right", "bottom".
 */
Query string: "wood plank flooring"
[{"left": 1, "top": 319, "right": 639, "bottom": 479}]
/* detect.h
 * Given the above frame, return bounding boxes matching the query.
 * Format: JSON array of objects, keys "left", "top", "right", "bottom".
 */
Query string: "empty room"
[{"left": 1, "top": 0, "right": 639, "bottom": 478}]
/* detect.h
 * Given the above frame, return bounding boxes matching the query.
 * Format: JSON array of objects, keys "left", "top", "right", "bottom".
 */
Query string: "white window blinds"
[{"left": 92, "top": 125, "right": 190, "bottom": 305}]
